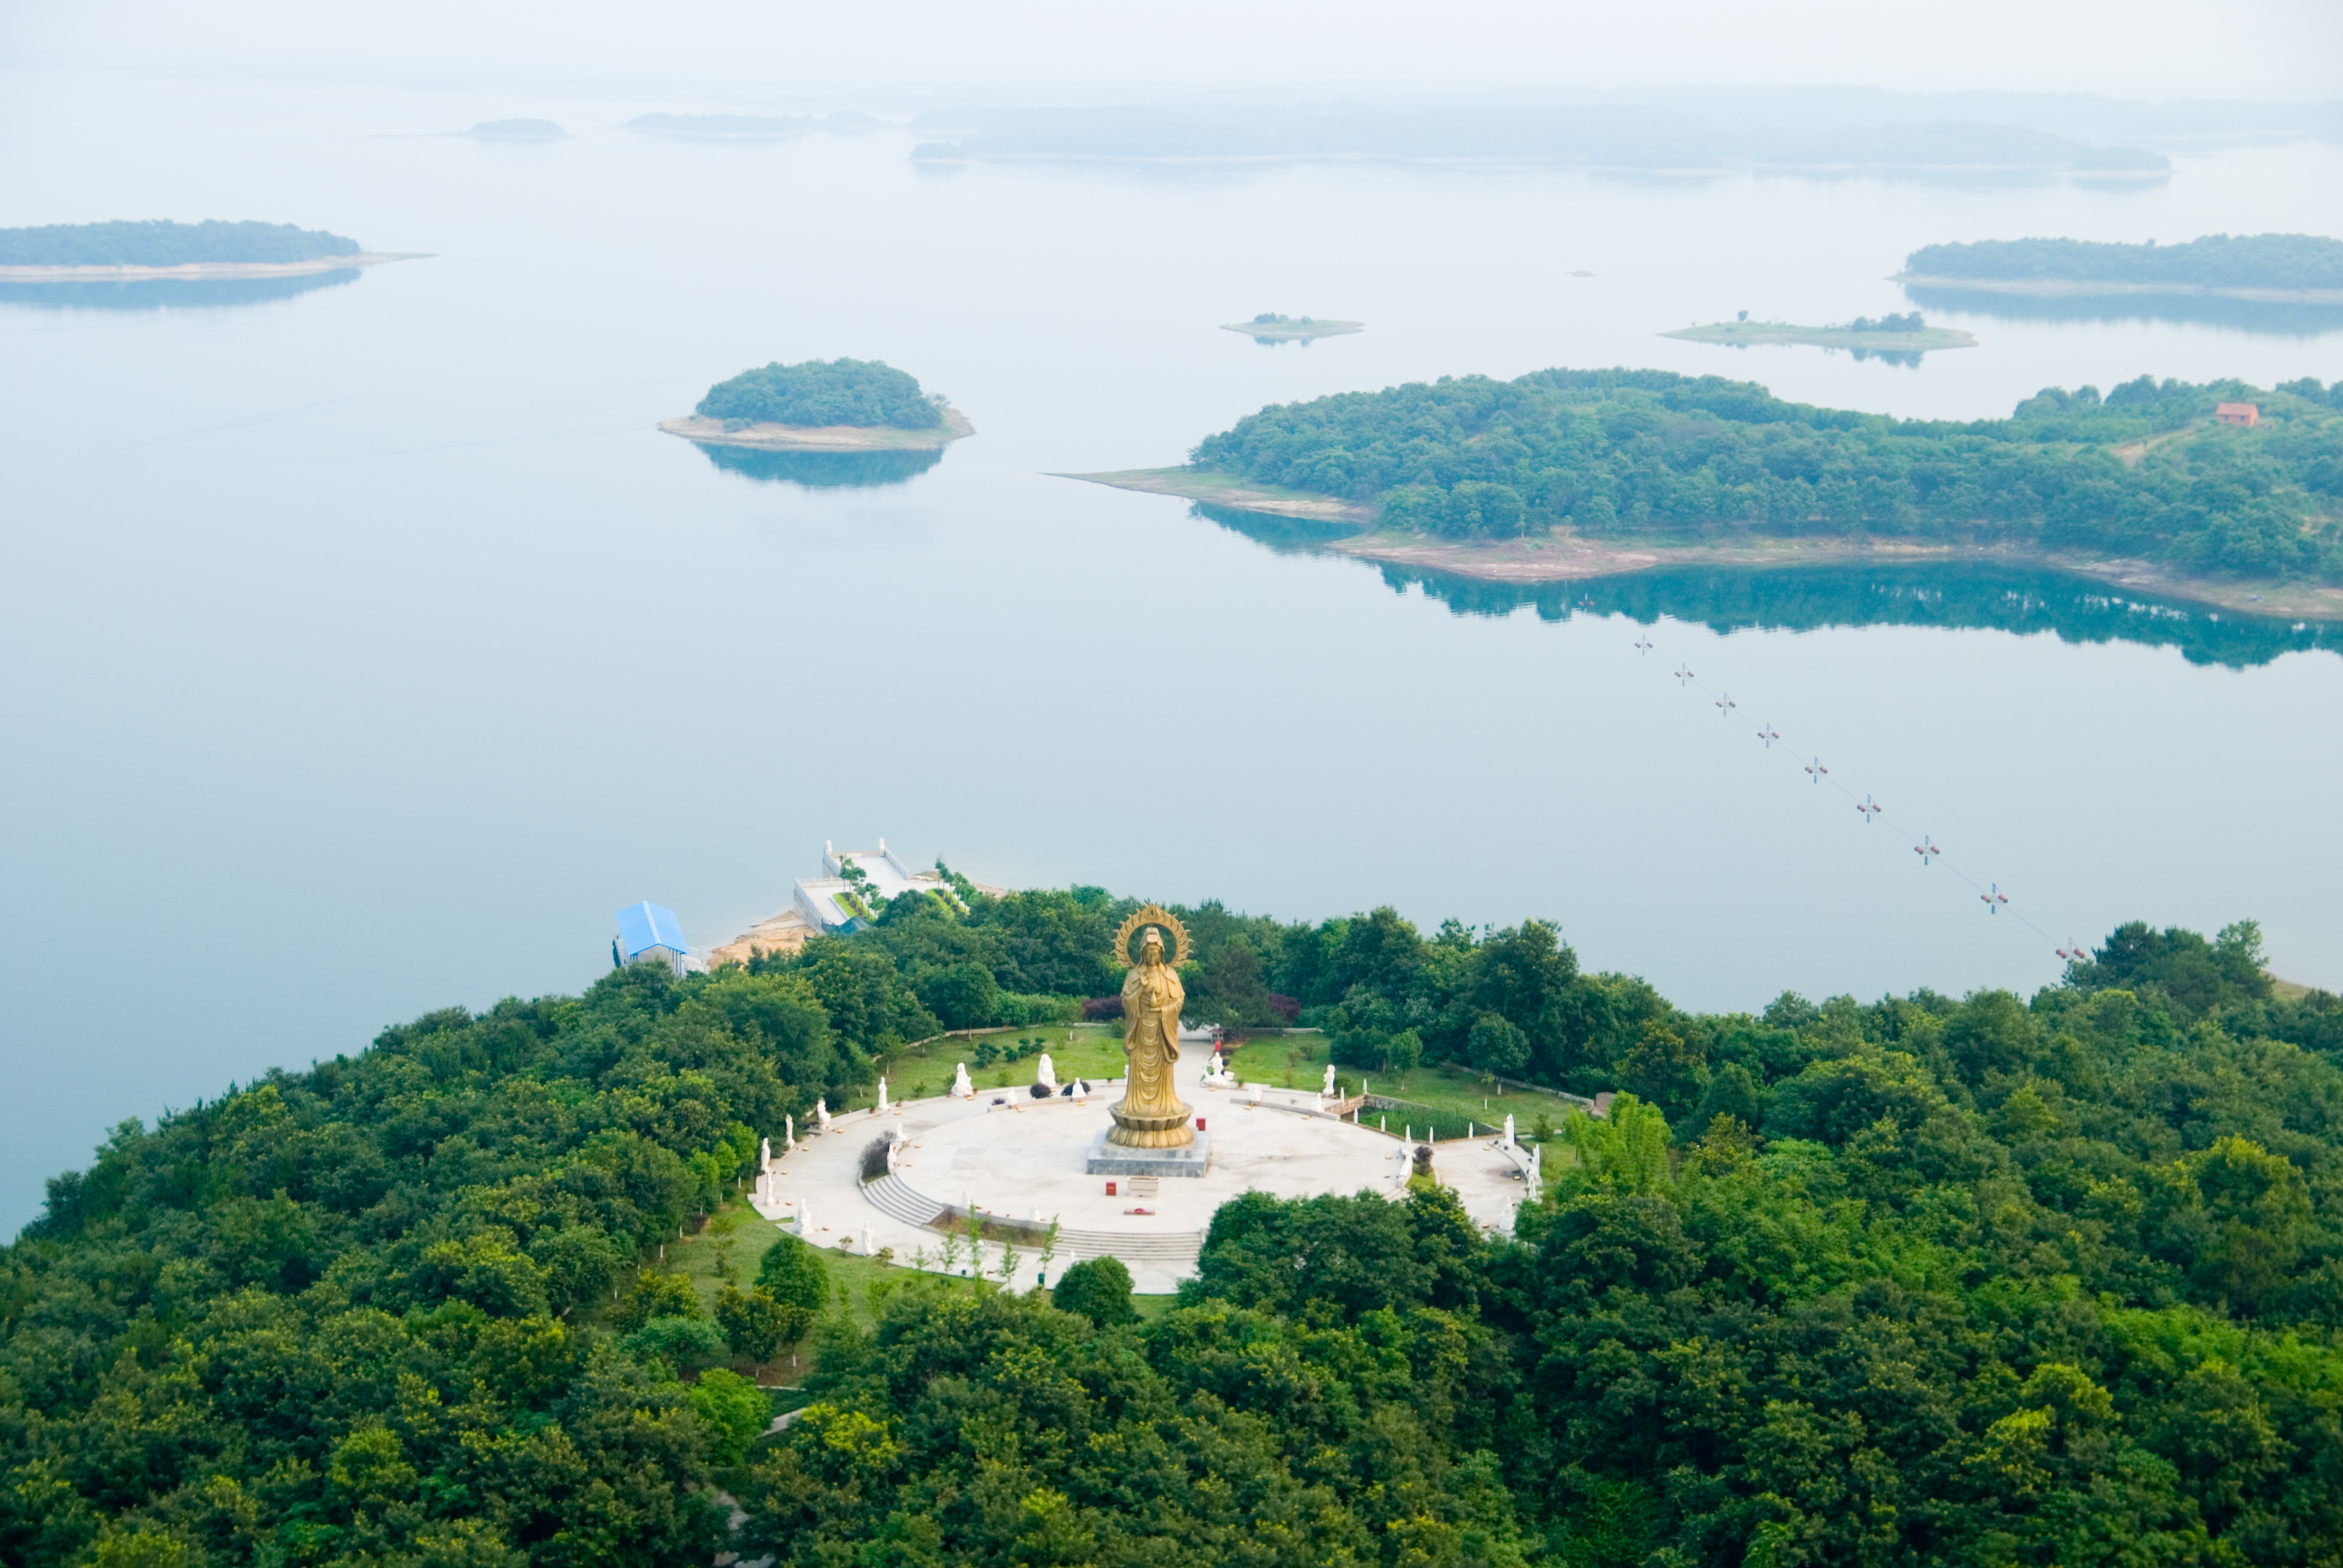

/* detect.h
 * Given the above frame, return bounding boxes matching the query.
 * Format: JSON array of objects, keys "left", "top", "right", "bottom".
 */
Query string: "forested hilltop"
[
  {"left": 1904, "top": 233, "right": 2343, "bottom": 292},
  {"left": 1187, "top": 368, "right": 2343, "bottom": 581},
  {"left": 0, "top": 220, "right": 362, "bottom": 267},
  {"left": 694, "top": 358, "right": 945, "bottom": 430},
  {"left": 8, "top": 880, "right": 2343, "bottom": 1565}
]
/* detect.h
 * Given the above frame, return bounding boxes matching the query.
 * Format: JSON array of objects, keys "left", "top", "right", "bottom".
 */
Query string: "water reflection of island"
[
  {"left": 0, "top": 269, "right": 361, "bottom": 312},
  {"left": 1901, "top": 284, "right": 2343, "bottom": 338},
  {"left": 1190, "top": 503, "right": 2335, "bottom": 670},
  {"left": 697, "top": 443, "right": 946, "bottom": 489}
]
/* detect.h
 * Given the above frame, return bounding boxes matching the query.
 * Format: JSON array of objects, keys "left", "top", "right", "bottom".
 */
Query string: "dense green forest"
[
  {"left": 10, "top": 881, "right": 2343, "bottom": 1566},
  {"left": 1186, "top": 368, "right": 2343, "bottom": 580},
  {"left": 1904, "top": 234, "right": 2343, "bottom": 292},
  {"left": 693, "top": 358, "right": 945, "bottom": 430},
  {"left": 0, "top": 221, "right": 362, "bottom": 267}
]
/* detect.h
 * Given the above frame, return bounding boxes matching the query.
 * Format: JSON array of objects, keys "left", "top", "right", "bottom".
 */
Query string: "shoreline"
[
  {"left": 1893, "top": 272, "right": 2343, "bottom": 305},
  {"left": 0, "top": 253, "right": 430, "bottom": 281},
  {"left": 1057, "top": 467, "right": 2343, "bottom": 621},
  {"left": 660, "top": 405, "right": 975, "bottom": 452},
  {"left": 1665, "top": 321, "right": 1976, "bottom": 353}
]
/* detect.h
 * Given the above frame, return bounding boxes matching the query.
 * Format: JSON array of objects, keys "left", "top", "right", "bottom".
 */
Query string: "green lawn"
[
  {"left": 1256, "top": 1035, "right": 1583, "bottom": 1145},
  {"left": 664, "top": 1192, "right": 1179, "bottom": 1382}
]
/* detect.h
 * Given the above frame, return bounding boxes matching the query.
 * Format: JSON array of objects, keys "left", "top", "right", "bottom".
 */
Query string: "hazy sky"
[{"left": 6, "top": 0, "right": 2341, "bottom": 100}]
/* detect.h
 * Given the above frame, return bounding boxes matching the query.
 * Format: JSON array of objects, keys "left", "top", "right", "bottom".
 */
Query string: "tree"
[
  {"left": 716, "top": 1285, "right": 809, "bottom": 1363},
  {"left": 614, "top": 1269, "right": 703, "bottom": 1331},
  {"left": 1051, "top": 1256, "right": 1137, "bottom": 1326},
  {"left": 689, "top": 1368, "right": 775, "bottom": 1465},
  {"left": 756, "top": 1235, "right": 831, "bottom": 1316},
  {"left": 1469, "top": 1013, "right": 1529, "bottom": 1075},
  {"left": 920, "top": 961, "right": 1001, "bottom": 1030}
]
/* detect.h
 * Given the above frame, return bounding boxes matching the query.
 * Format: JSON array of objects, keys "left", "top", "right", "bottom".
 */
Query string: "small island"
[
  {"left": 1059, "top": 367, "right": 2343, "bottom": 618},
  {"left": 1222, "top": 313, "right": 1364, "bottom": 342},
  {"left": 660, "top": 358, "right": 973, "bottom": 451},
  {"left": 468, "top": 119, "right": 566, "bottom": 140},
  {"left": 0, "top": 220, "right": 424, "bottom": 281},
  {"left": 1896, "top": 233, "right": 2343, "bottom": 302},
  {"left": 1666, "top": 312, "right": 1976, "bottom": 356}
]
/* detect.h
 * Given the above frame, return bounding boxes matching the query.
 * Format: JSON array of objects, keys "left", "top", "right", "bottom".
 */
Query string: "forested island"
[
  {"left": 660, "top": 358, "right": 973, "bottom": 451},
  {"left": 1222, "top": 312, "right": 1365, "bottom": 342},
  {"left": 1066, "top": 368, "right": 2343, "bottom": 610},
  {"left": 0, "top": 220, "right": 418, "bottom": 279},
  {"left": 6, "top": 877, "right": 2343, "bottom": 1565},
  {"left": 1666, "top": 312, "right": 1976, "bottom": 359},
  {"left": 1899, "top": 233, "right": 2343, "bottom": 299}
]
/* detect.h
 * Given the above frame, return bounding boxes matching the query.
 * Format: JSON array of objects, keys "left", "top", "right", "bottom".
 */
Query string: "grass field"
[{"left": 661, "top": 1189, "right": 1180, "bottom": 1387}]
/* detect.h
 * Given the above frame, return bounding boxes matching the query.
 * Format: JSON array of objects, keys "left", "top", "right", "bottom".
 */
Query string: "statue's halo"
[{"left": 1108, "top": 904, "right": 1191, "bottom": 969}]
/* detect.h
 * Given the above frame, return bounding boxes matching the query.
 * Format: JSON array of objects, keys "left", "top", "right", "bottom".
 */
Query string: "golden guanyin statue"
[{"left": 1107, "top": 906, "right": 1193, "bottom": 1148}]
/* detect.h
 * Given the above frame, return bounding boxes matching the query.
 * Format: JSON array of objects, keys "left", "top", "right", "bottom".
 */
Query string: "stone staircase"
[{"left": 860, "top": 1174, "right": 1205, "bottom": 1273}]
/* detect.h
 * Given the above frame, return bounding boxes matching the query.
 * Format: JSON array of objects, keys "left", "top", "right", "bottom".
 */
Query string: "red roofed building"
[{"left": 2216, "top": 402, "right": 2259, "bottom": 426}]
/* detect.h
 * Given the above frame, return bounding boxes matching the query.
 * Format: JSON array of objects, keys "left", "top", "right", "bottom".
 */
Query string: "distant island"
[
  {"left": 0, "top": 220, "right": 422, "bottom": 281},
  {"left": 1222, "top": 313, "right": 1364, "bottom": 342},
  {"left": 1666, "top": 313, "right": 1976, "bottom": 359},
  {"left": 468, "top": 119, "right": 566, "bottom": 140},
  {"left": 1898, "top": 233, "right": 2343, "bottom": 302},
  {"left": 660, "top": 358, "right": 973, "bottom": 451},
  {"left": 1060, "top": 367, "right": 2343, "bottom": 616}
]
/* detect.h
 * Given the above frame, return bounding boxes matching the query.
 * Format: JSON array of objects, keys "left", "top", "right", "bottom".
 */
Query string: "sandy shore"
[
  {"left": 660, "top": 405, "right": 975, "bottom": 451},
  {"left": 1058, "top": 467, "right": 2343, "bottom": 621},
  {"left": 1893, "top": 273, "right": 2343, "bottom": 305},
  {"left": 0, "top": 253, "right": 429, "bottom": 281}
]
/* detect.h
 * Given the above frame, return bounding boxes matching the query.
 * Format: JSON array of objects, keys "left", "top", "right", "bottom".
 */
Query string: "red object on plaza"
[
  {"left": 1105, "top": 1180, "right": 1116, "bottom": 1196},
  {"left": 1195, "top": 1117, "right": 1206, "bottom": 1131}
]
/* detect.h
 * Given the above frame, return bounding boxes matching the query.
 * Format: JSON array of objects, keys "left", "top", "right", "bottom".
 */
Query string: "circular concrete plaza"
[{"left": 755, "top": 1081, "right": 1535, "bottom": 1295}]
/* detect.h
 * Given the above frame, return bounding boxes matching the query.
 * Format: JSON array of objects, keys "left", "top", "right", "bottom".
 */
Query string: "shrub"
[
  {"left": 1052, "top": 1256, "right": 1138, "bottom": 1327},
  {"left": 612, "top": 1269, "right": 702, "bottom": 1331},
  {"left": 621, "top": 1315, "right": 726, "bottom": 1371}
]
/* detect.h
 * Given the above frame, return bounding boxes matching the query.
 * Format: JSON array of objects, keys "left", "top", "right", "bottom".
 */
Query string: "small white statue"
[
  {"left": 1502, "top": 1113, "right": 1516, "bottom": 1150},
  {"left": 799, "top": 1199, "right": 813, "bottom": 1235},
  {"left": 759, "top": 1136, "right": 772, "bottom": 1171},
  {"left": 862, "top": 1223, "right": 875, "bottom": 1255},
  {"left": 816, "top": 1097, "right": 832, "bottom": 1132},
  {"left": 1073, "top": 1079, "right": 1089, "bottom": 1104},
  {"left": 1322, "top": 1063, "right": 1338, "bottom": 1097},
  {"left": 952, "top": 1062, "right": 974, "bottom": 1099},
  {"left": 1248, "top": 1082, "right": 1263, "bottom": 1106},
  {"left": 1204, "top": 1048, "right": 1235, "bottom": 1086},
  {"left": 1037, "top": 1051, "right": 1058, "bottom": 1089},
  {"left": 784, "top": 1114, "right": 796, "bottom": 1151},
  {"left": 876, "top": 1076, "right": 890, "bottom": 1114}
]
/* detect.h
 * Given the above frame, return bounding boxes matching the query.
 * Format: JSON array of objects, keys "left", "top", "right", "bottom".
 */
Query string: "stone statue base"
[
  {"left": 1106, "top": 1097, "right": 1196, "bottom": 1149},
  {"left": 1087, "top": 1128, "right": 1213, "bottom": 1178}
]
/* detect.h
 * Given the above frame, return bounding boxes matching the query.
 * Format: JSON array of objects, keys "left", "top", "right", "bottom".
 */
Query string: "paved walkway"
[{"left": 751, "top": 1080, "right": 1535, "bottom": 1295}]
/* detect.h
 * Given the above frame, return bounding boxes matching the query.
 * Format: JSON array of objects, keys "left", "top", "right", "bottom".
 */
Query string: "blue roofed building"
[{"left": 614, "top": 901, "right": 694, "bottom": 975}]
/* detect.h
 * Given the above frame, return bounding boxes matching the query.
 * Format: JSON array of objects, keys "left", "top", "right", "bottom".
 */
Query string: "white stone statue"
[
  {"left": 952, "top": 1062, "right": 974, "bottom": 1099},
  {"left": 877, "top": 1076, "right": 890, "bottom": 1114},
  {"left": 862, "top": 1222, "right": 875, "bottom": 1255},
  {"left": 1073, "top": 1079, "right": 1089, "bottom": 1104},
  {"left": 784, "top": 1114, "right": 796, "bottom": 1151},
  {"left": 759, "top": 1136, "right": 772, "bottom": 1171},
  {"left": 1248, "top": 1082, "right": 1263, "bottom": 1106},
  {"left": 1322, "top": 1063, "right": 1337, "bottom": 1097},
  {"left": 1037, "top": 1051, "right": 1057, "bottom": 1089},
  {"left": 1502, "top": 1113, "right": 1516, "bottom": 1149},
  {"left": 816, "top": 1097, "right": 832, "bottom": 1132},
  {"left": 799, "top": 1198, "right": 813, "bottom": 1235}
]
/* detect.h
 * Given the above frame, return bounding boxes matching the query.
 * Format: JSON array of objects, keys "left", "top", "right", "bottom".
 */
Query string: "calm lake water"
[{"left": 4, "top": 73, "right": 2341, "bottom": 1230}]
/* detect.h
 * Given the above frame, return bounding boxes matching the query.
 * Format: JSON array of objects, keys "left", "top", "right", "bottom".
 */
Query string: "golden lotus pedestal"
[{"left": 1089, "top": 1100, "right": 1211, "bottom": 1178}]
